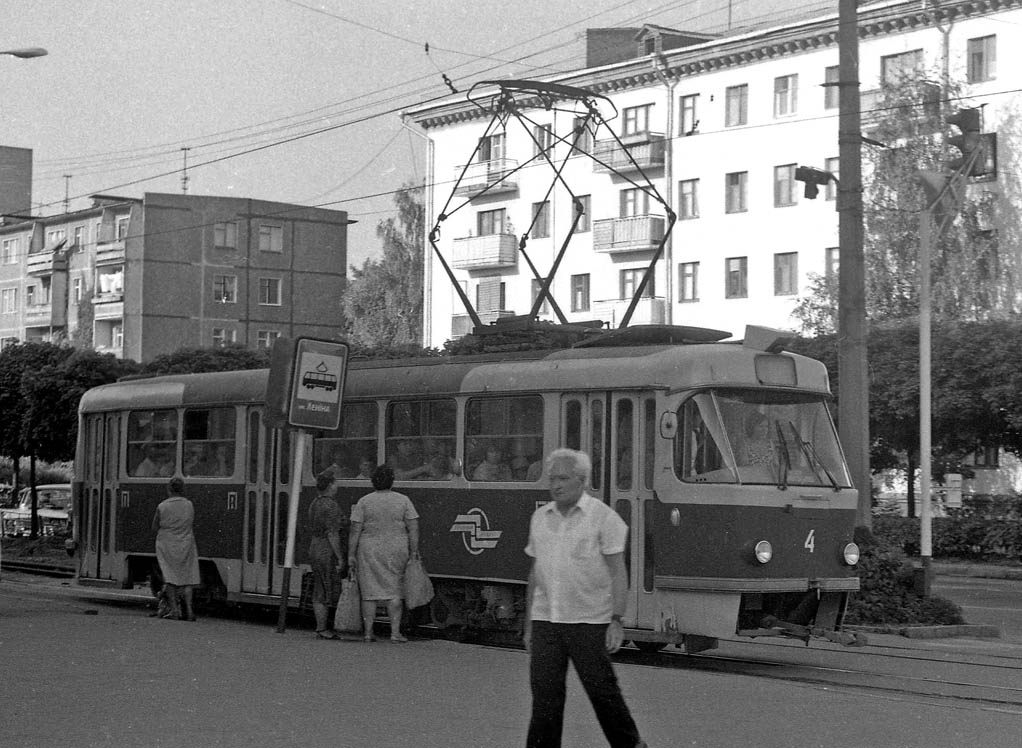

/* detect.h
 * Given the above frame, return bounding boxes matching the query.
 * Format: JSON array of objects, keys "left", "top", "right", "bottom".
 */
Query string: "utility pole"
[
  {"left": 181, "top": 147, "right": 191, "bottom": 194},
  {"left": 837, "top": 0, "right": 871, "bottom": 528},
  {"left": 63, "top": 175, "right": 71, "bottom": 214}
]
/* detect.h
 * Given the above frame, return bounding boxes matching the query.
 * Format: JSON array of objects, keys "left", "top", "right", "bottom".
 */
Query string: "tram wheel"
[{"left": 632, "top": 640, "right": 667, "bottom": 654}]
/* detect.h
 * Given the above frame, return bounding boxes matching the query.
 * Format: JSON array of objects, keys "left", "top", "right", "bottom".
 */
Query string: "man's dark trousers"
[{"left": 526, "top": 621, "right": 641, "bottom": 748}]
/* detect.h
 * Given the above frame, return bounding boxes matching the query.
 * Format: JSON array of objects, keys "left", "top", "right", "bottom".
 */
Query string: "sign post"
[{"left": 269, "top": 337, "right": 349, "bottom": 632}]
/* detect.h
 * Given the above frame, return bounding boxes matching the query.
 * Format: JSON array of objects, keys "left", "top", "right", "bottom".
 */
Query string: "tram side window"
[
  {"left": 675, "top": 395, "right": 733, "bottom": 483},
  {"left": 466, "top": 395, "right": 544, "bottom": 482},
  {"left": 386, "top": 399, "right": 456, "bottom": 480},
  {"left": 183, "top": 408, "right": 236, "bottom": 477},
  {"left": 314, "top": 402, "right": 379, "bottom": 480},
  {"left": 127, "top": 409, "right": 178, "bottom": 478}
]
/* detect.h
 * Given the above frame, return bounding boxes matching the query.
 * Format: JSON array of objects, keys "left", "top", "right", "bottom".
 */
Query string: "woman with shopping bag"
[{"left": 348, "top": 465, "right": 420, "bottom": 643}]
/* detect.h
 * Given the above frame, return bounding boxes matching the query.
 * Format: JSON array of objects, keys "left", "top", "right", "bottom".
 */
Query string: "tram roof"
[{"left": 78, "top": 343, "right": 830, "bottom": 414}]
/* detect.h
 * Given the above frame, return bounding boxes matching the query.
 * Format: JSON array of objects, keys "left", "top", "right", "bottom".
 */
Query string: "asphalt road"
[
  {"left": 3, "top": 571, "right": 1022, "bottom": 748},
  {"left": 933, "top": 574, "right": 1022, "bottom": 642}
]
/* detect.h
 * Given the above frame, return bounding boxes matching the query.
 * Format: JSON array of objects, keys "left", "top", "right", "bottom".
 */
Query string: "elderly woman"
[
  {"left": 347, "top": 465, "right": 420, "bottom": 642},
  {"left": 151, "top": 477, "right": 201, "bottom": 621},
  {"left": 307, "top": 472, "right": 347, "bottom": 639}
]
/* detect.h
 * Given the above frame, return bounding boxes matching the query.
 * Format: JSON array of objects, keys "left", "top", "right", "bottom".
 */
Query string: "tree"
[
  {"left": 141, "top": 345, "right": 269, "bottom": 375},
  {"left": 341, "top": 183, "right": 424, "bottom": 347}
]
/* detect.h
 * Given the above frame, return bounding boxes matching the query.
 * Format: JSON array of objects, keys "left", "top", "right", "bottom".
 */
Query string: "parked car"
[{"left": 0, "top": 484, "right": 72, "bottom": 537}]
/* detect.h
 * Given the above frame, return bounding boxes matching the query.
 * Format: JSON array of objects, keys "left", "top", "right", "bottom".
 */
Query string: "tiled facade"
[
  {"left": 0, "top": 192, "right": 348, "bottom": 361},
  {"left": 408, "top": 0, "right": 1018, "bottom": 348}
]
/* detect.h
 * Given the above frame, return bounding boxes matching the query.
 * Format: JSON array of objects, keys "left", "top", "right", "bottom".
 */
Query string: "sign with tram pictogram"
[{"left": 286, "top": 338, "right": 349, "bottom": 430}]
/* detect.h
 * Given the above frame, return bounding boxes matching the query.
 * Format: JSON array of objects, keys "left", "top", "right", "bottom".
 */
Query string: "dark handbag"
[
  {"left": 333, "top": 572, "right": 362, "bottom": 633},
  {"left": 404, "top": 556, "right": 434, "bottom": 609}
]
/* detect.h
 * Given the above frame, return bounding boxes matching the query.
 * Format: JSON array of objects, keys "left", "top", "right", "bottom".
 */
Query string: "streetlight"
[{"left": 0, "top": 47, "right": 48, "bottom": 59}]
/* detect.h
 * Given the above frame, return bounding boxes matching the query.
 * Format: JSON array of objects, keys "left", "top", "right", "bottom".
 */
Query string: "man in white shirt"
[{"left": 523, "top": 447, "right": 646, "bottom": 748}]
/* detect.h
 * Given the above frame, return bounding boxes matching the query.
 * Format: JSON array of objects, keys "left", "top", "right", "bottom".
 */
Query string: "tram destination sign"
[{"left": 265, "top": 337, "right": 349, "bottom": 431}]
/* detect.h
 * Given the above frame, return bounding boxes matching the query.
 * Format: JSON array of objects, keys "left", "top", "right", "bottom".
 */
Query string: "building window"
[
  {"left": 679, "top": 179, "right": 699, "bottom": 219},
  {"left": 967, "top": 35, "right": 996, "bottom": 82},
  {"left": 571, "top": 116, "right": 593, "bottom": 155},
  {"left": 73, "top": 226, "right": 85, "bottom": 248},
  {"left": 213, "top": 275, "right": 238, "bottom": 304},
  {"left": 881, "top": 49, "right": 923, "bottom": 85},
  {"left": 478, "top": 133, "right": 505, "bottom": 162},
  {"left": 25, "top": 285, "right": 35, "bottom": 307},
  {"left": 531, "top": 278, "right": 551, "bottom": 315},
  {"left": 819, "top": 158, "right": 839, "bottom": 201},
  {"left": 115, "top": 216, "right": 129, "bottom": 240},
  {"left": 576, "top": 195, "right": 591, "bottom": 233},
  {"left": 679, "top": 94, "right": 699, "bottom": 135},
  {"left": 725, "top": 257, "right": 748, "bottom": 299},
  {"left": 773, "top": 74, "right": 798, "bottom": 117},
  {"left": 258, "top": 277, "right": 282, "bottom": 306},
  {"left": 476, "top": 277, "right": 505, "bottom": 312},
  {"left": 1, "top": 287, "right": 17, "bottom": 313},
  {"left": 47, "top": 228, "right": 66, "bottom": 247},
  {"left": 725, "top": 171, "right": 748, "bottom": 214},
  {"left": 620, "top": 268, "right": 653, "bottom": 300},
  {"left": 620, "top": 188, "right": 650, "bottom": 217},
  {"left": 571, "top": 274, "right": 590, "bottom": 312},
  {"left": 531, "top": 201, "right": 550, "bottom": 238},
  {"left": 259, "top": 224, "right": 283, "bottom": 253},
  {"left": 974, "top": 445, "right": 999, "bottom": 468},
  {"left": 111, "top": 324, "right": 123, "bottom": 349},
  {"left": 679, "top": 262, "right": 699, "bottom": 302},
  {"left": 533, "top": 124, "right": 554, "bottom": 157},
  {"left": 214, "top": 221, "right": 238, "bottom": 249},
  {"left": 622, "top": 103, "right": 653, "bottom": 136},
  {"left": 774, "top": 252, "right": 798, "bottom": 295},
  {"left": 477, "top": 208, "right": 506, "bottom": 236},
  {"left": 725, "top": 84, "right": 748, "bottom": 127},
  {"left": 211, "top": 328, "right": 236, "bottom": 347},
  {"left": 256, "top": 330, "right": 280, "bottom": 349},
  {"left": 73, "top": 277, "right": 83, "bottom": 304},
  {"left": 1, "top": 237, "right": 19, "bottom": 264},
  {"left": 774, "top": 164, "right": 797, "bottom": 207},
  {"left": 825, "top": 247, "right": 839, "bottom": 279},
  {"left": 824, "top": 65, "right": 840, "bottom": 109}
]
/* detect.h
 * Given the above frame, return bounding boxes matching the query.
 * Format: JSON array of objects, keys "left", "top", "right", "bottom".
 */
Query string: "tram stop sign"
[{"left": 265, "top": 337, "right": 349, "bottom": 431}]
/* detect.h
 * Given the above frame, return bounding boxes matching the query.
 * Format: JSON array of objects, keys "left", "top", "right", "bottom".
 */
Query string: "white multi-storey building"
[{"left": 407, "top": 0, "right": 1016, "bottom": 348}]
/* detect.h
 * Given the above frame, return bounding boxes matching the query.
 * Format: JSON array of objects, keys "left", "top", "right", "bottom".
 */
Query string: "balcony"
[
  {"left": 92, "top": 299, "right": 123, "bottom": 320},
  {"left": 592, "top": 215, "right": 665, "bottom": 253},
  {"left": 95, "top": 239, "right": 126, "bottom": 266},
  {"left": 451, "top": 310, "right": 516, "bottom": 337},
  {"left": 23, "top": 304, "right": 66, "bottom": 328},
  {"left": 592, "top": 297, "right": 666, "bottom": 327},
  {"left": 26, "top": 251, "right": 67, "bottom": 277},
  {"left": 453, "top": 158, "right": 519, "bottom": 198},
  {"left": 592, "top": 134, "right": 665, "bottom": 173},
  {"left": 451, "top": 232, "right": 518, "bottom": 270}
]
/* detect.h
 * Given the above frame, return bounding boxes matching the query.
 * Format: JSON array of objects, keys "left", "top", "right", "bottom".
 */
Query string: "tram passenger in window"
[
  {"left": 472, "top": 443, "right": 512, "bottom": 482},
  {"left": 355, "top": 455, "right": 376, "bottom": 480},
  {"left": 389, "top": 439, "right": 430, "bottom": 480},
  {"left": 326, "top": 446, "right": 357, "bottom": 480},
  {"left": 511, "top": 438, "right": 536, "bottom": 481},
  {"left": 425, "top": 454, "right": 454, "bottom": 480},
  {"left": 136, "top": 442, "right": 174, "bottom": 478}
]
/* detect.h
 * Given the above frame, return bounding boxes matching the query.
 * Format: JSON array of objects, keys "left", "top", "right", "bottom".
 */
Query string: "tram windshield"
[{"left": 675, "top": 389, "right": 851, "bottom": 488}]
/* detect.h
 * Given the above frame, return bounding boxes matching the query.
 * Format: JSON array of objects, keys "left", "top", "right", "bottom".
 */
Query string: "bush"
[
  {"left": 871, "top": 514, "right": 1022, "bottom": 563},
  {"left": 844, "top": 525, "right": 965, "bottom": 626}
]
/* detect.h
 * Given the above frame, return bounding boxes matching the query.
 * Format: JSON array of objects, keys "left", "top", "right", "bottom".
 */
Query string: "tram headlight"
[
  {"left": 843, "top": 542, "right": 860, "bottom": 566},
  {"left": 754, "top": 540, "right": 773, "bottom": 564}
]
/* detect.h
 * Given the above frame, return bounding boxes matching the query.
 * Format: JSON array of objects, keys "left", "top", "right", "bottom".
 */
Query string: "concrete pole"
[
  {"left": 919, "top": 210, "right": 933, "bottom": 595},
  {"left": 837, "top": 0, "right": 871, "bottom": 527}
]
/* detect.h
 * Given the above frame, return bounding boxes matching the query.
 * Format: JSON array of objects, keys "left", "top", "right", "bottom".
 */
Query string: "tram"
[{"left": 69, "top": 324, "right": 860, "bottom": 651}]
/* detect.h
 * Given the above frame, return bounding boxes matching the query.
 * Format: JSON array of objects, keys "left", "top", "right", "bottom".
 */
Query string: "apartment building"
[
  {"left": 0, "top": 192, "right": 349, "bottom": 361},
  {"left": 406, "top": 0, "right": 1016, "bottom": 349}
]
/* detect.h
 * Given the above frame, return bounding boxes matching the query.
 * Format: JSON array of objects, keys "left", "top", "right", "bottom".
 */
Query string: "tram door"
[
  {"left": 608, "top": 394, "right": 657, "bottom": 627},
  {"left": 241, "top": 409, "right": 286, "bottom": 596},
  {"left": 80, "top": 412, "right": 120, "bottom": 581}
]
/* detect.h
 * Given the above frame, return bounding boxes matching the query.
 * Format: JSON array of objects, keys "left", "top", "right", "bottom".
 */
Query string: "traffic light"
[
  {"left": 794, "top": 166, "right": 831, "bottom": 199},
  {"left": 946, "top": 107, "right": 985, "bottom": 176}
]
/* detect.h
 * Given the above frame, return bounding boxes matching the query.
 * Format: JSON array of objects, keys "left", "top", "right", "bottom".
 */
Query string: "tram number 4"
[{"left": 804, "top": 529, "right": 816, "bottom": 553}]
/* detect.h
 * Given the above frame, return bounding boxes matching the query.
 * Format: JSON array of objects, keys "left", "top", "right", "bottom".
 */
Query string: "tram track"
[{"left": 0, "top": 559, "right": 75, "bottom": 578}]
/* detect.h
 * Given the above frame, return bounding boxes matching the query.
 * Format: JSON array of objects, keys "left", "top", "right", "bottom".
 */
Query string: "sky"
[{"left": 2, "top": 0, "right": 836, "bottom": 269}]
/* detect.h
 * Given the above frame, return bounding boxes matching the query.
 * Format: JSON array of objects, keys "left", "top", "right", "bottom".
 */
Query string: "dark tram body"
[{"left": 71, "top": 326, "right": 860, "bottom": 651}]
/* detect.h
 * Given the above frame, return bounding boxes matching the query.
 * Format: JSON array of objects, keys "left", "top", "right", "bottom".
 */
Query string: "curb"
[
  {"left": 932, "top": 563, "right": 1022, "bottom": 581},
  {"left": 847, "top": 623, "right": 1001, "bottom": 639}
]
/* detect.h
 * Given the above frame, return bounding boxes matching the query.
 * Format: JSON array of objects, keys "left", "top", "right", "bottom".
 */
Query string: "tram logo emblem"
[{"left": 450, "top": 508, "right": 502, "bottom": 555}]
